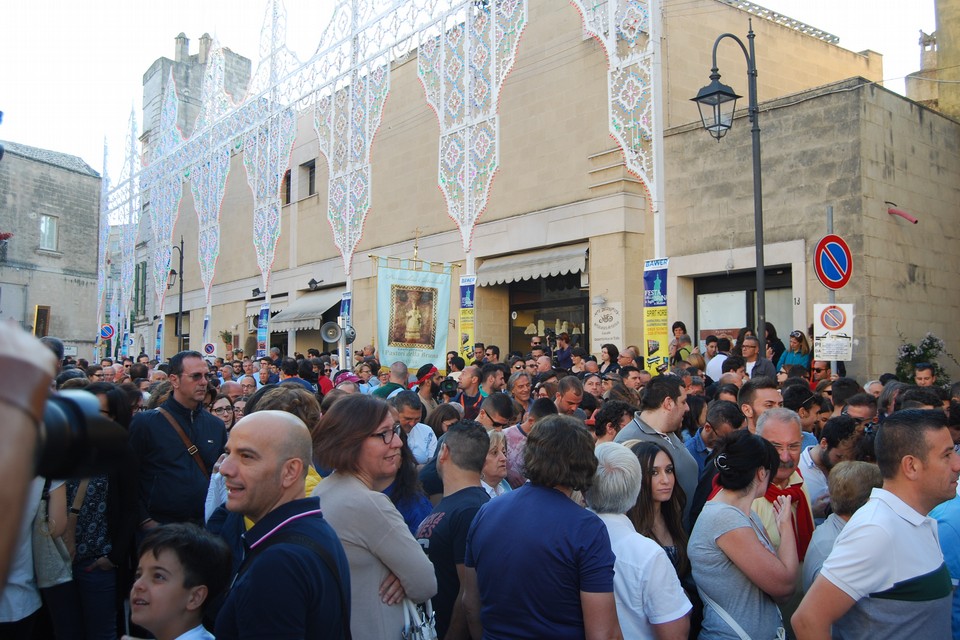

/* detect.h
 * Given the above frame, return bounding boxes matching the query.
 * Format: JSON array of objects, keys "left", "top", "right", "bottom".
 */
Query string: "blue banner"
[
  {"left": 377, "top": 261, "right": 452, "bottom": 372},
  {"left": 256, "top": 303, "right": 270, "bottom": 359},
  {"left": 340, "top": 292, "right": 353, "bottom": 364},
  {"left": 155, "top": 321, "right": 163, "bottom": 361}
]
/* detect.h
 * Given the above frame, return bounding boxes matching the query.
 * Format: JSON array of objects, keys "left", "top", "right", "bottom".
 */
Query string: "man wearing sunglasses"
[
  {"left": 477, "top": 394, "right": 513, "bottom": 432},
  {"left": 130, "top": 351, "right": 228, "bottom": 530}
]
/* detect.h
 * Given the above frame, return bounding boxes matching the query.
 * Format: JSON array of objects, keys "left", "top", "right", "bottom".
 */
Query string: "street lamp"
[
  {"left": 167, "top": 236, "right": 184, "bottom": 353},
  {"left": 691, "top": 20, "right": 766, "bottom": 355}
]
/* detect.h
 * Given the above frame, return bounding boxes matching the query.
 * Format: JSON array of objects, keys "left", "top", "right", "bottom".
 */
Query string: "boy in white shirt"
[{"left": 126, "top": 524, "right": 231, "bottom": 640}]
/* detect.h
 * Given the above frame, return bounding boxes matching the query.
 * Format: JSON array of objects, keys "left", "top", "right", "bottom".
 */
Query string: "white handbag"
[{"left": 401, "top": 598, "right": 438, "bottom": 640}]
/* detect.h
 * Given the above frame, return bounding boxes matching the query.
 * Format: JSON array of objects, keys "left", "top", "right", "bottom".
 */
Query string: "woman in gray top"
[
  {"left": 313, "top": 394, "right": 437, "bottom": 640},
  {"left": 688, "top": 430, "right": 799, "bottom": 639}
]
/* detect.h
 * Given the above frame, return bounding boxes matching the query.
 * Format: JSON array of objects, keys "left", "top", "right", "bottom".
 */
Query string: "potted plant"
[
  {"left": 0, "top": 232, "right": 12, "bottom": 262},
  {"left": 218, "top": 329, "right": 233, "bottom": 351}
]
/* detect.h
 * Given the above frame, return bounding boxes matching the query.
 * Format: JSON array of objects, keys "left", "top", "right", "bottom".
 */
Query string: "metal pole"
[
  {"left": 746, "top": 24, "right": 766, "bottom": 357},
  {"left": 826, "top": 205, "right": 837, "bottom": 377},
  {"left": 176, "top": 236, "right": 184, "bottom": 353},
  {"left": 651, "top": 0, "right": 667, "bottom": 259}
]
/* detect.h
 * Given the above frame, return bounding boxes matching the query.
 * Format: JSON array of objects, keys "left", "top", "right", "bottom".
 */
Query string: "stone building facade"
[
  {"left": 0, "top": 141, "right": 101, "bottom": 356},
  {"left": 123, "top": 0, "right": 958, "bottom": 380}
]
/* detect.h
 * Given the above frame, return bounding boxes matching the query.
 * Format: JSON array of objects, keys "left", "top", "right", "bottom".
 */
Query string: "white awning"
[
  {"left": 476, "top": 243, "right": 588, "bottom": 287},
  {"left": 245, "top": 299, "right": 287, "bottom": 319},
  {"left": 268, "top": 288, "right": 345, "bottom": 333}
]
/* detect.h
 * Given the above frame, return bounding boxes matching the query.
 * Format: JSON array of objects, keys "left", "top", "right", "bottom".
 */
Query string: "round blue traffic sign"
[
  {"left": 100, "top": 324, "right": 115, "bottom": 340},
  {"left": 814, "top": 234, "right": 852, "bottom": 291}
]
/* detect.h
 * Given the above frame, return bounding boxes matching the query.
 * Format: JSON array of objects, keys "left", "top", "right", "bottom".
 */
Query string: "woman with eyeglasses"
[
  {"left": 210, "top": 393, "right": 236, "bottom": 432},
  {"left": 232, "top": 395, "right": 248, "bottom": 420},
  {"left": 481, "top": 429, "right": 512, "bottom": 498},
  {"left": 313, "top": 394, "right": 437, "bottom": 640},
  {"left": 776, "top": 330, "right": 812, "bottom": 373}
]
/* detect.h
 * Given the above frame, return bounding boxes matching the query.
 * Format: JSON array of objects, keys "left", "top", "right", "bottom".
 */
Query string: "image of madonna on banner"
[{"left": 376, "top": 258, "right": 452, "bottom": 371}]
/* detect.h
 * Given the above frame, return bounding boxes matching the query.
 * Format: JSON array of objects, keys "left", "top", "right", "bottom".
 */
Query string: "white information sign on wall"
[
  {"left": 813, "top": 303, "right": 854, "bottom": 361},
  {"left": 591, "top": 302, "right": 623, "bottom": 355}
]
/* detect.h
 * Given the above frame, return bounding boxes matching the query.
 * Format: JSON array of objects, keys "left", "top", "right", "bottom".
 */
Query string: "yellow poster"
[
  {"left": 643, "top": 259, "right": 669, "bottom": 374},
  {"left": 459, "top": 276, "right": 476, "bottom": 363}
]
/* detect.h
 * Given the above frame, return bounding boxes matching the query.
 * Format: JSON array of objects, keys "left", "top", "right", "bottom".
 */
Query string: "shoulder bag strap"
[
  {"left": 236, "top": 529, "right": 352, "bottom": 640},
  {"left": 697, "top": 587, "right": 753, "bottom": 640},
  {"left": 157, "top": 407, "right": 209, "bottom": 478},
  {"left": 70, "top": 480, "right": 90, "bottom": 515}
]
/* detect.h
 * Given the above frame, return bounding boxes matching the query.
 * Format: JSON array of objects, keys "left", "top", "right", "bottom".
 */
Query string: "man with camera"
[{"left": 130, "top": 351, "right": 228, "bottom": 530}]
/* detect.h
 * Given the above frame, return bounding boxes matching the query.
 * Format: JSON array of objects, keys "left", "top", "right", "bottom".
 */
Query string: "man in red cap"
[{"left": 414, "top": 363, "right": 443, "bottom": 417}]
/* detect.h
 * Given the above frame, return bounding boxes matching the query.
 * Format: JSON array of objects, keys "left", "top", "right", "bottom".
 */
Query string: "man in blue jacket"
[{"left": 130, "top": 350, "right": 227, "bottom": 529}]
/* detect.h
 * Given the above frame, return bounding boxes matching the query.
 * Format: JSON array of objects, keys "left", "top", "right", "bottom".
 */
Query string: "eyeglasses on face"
[
  {"left": 212, "top": 406, "right": 232, "bottom": 415},
  {"left": 489, "top": 418, "right": 510, "bottom": 429},
  {"left": 369, "top": 423, "right": 402, "bottom": 445},
  {"left": 513, "top": 365, "right": 524, "bottom": 370},
  {"left": 812, "top": 367, "right": 828, "bottom": 373}
]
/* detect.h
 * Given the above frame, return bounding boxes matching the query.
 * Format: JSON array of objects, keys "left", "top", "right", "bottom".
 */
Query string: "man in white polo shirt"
[{"left": 793, "top": 409, "right": 960, "bottom": 639}]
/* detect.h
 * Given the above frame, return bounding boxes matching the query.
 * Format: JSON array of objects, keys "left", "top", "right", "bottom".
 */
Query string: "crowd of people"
[{"left": 2, "top": 322, "right": 960, "bottom": 640}]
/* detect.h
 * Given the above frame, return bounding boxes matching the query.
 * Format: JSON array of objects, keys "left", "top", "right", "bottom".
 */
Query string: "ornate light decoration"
[
  {"left": 570, "top": 0, "right": 656, "bottom": 197},
  {"left": 418, "top": 0, "right": 528, "bottom": 252}
]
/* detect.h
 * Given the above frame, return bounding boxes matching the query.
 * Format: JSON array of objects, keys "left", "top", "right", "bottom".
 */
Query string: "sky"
[{"left": 0, "top": 0, "right": 936, "bottom": 179}]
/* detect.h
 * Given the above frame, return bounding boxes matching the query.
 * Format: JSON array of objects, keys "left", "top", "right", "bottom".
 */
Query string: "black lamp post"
[
  {"left": 167, "top": 236, "right": 184, "bottom": 353},
  {"left": 692, "top": 20, "right": 766, "bottom": 355}
]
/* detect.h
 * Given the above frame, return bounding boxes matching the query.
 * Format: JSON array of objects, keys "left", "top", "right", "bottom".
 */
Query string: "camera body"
[{"left": 37, "top": 390, "right": 129, "bottom": 479}]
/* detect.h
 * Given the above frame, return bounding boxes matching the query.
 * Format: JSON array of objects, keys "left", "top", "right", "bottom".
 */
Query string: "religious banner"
[
  {"left": 256, "top": 303, "right": 270, "bottom": 359},
  {"left": 459, "top": 276, "right": 476, "bottom": 364},
  {"left": 376, "top": 259, "right": 452, "bottom": 372},
  {"left": 643, "top": 258, "right": 669, "bottom": 373}
]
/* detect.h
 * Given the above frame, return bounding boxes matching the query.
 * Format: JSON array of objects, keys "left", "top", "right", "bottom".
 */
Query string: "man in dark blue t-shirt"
[{"left": 416, "top": 421, "right": 490, "bottom": 638}]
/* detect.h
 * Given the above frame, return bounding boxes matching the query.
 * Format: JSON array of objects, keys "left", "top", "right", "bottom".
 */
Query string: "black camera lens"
[
  {"left": 36, "top": 390, "right": 129, "bottom": 479},
  {"left": 439, "top": 377, "right": 459, "bottom": 397}
]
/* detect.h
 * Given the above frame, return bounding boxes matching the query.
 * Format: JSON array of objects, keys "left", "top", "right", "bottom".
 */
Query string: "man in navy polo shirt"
[{"left": 215, "top": 411, "right": 350, "bottom": 639}]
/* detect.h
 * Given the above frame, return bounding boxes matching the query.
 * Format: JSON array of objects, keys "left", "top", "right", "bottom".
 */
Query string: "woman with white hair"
[{"left": 586, "top": 442, "right": 692, "bottom": 639}]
